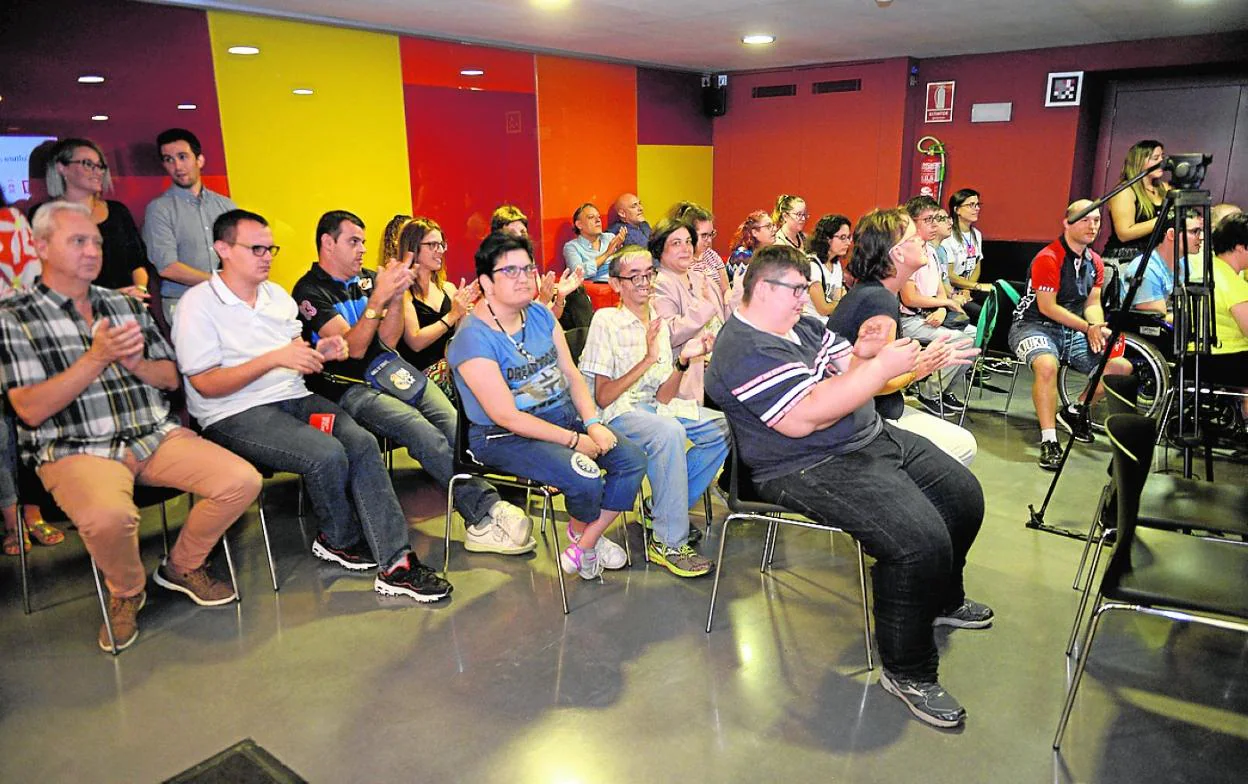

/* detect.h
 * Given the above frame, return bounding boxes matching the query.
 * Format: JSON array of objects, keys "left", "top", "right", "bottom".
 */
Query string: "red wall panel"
[
  {"left": 711, "top": 58, "right": 911, "bottom": 257},
  {"left": 400, "top": 38, "right": 535, "bottom": 94},
  {"left": 403, "top": 84, "right": 542, "bottom": 283}
]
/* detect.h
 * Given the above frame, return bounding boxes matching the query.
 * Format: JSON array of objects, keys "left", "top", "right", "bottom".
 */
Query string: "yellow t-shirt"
[{"left": 1211, "top": 256, "right": 1248, "bottom": 354}]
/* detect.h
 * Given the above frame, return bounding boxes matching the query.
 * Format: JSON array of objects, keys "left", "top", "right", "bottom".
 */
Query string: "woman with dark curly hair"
[{"left": 803, "top": 213, "right": 851, "bottom": 318}]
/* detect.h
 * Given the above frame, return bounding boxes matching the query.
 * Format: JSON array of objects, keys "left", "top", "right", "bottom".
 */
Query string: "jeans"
[
  {"left": 204, "top": 394, "right": 411, "bottom": 568},
  {"left": 758, "top": 422, "right": 984, "bottom": 681},
  {"left": 0, "top": 408, "right": 17, "bottom": 508},
  {"left": 338, "top": 383, "right": 499, "bottom": 526},
  {"left": 899, "top": 316, "right": 977, "bottom": 398},
  {"left": 609, "top": 405, "right": 729, "bottom": 547},
  {"left": 468, "top": 402, "right": 646, "bottom": 523}
]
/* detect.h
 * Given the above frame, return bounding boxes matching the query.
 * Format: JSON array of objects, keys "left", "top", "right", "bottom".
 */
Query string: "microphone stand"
[{"left": 1025, "top": 154, "right": 1213, "bottom": 539}]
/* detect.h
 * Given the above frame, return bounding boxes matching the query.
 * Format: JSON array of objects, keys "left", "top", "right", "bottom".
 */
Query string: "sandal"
[
  {"left": 27, "top": 519, "right": 65, "bottom": 547},
  {"left": 3, "top": 527, "right": 31, "bottom": 556}
]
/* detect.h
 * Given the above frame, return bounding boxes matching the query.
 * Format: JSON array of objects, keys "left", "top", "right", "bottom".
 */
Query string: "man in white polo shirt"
[{"left": 172, "top": 208, "right": 452, "bottom": 603}]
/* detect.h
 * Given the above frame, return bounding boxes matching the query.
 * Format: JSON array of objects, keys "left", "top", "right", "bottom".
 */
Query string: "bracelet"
[
  {"left": 675, "top": 357, "right": 691, "bottom": 372},
  {"left": 568, "top": 431, "right": 579, "bottom": 449},
  {"left": 584, "top": 417, "right": 601, "bottom": 427},
  {"left": 438, "top": 317, "right": 451, "bottom": 330}
]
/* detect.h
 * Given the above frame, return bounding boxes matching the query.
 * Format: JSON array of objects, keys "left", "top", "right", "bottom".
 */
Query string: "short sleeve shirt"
[
  {"left": 826, "top": 280, "right": 906, "bottom": 420},
  {"left": 173, "top": 273, "right": 309, "bottom": 428},
  {"left": 0, "top": 283, "right": 178, "bottom": 465},
  {"left": 704, "top": 313, "right": 882, "bottom": 483},
  {"left": 801, "top": 258, "right": 843, "bottom": 319},
  {"left": 1122, "top": 250, "right": 1179, "bottom": 309},
  {"left": 142, "top": 186, "right": 236, "bottom": 299},
  {"left": 447, "top": 302, "right": 569, "bottom": 425},
  {"left": 1212, "top": 256, "right": 1248, "bottom": 355},
  {"left": 1014, "top": 237, "right": 1104, "bottom": 323},
  {"left": 580, "top": 305, "right": 691, "bottom": 423}
]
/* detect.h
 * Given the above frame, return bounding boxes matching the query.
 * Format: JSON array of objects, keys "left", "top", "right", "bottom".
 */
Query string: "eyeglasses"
[
  {"left": 787, "top": 212, "right": 809, "bottom": 220},
  {"left": 832, "top": 232, "right": 853, "bottom": 242},
  {"left": 492, "top": 263, "right": 537, "bottom": 280},
  {"left": 960, "top": 202, "right": 982, "bottom": 209},
  {"left": 933, "top": 214, "right": 951, "bottom": 223},
  {"left": 764, "top": 278, "right": 808, "bottom": 298},
  {"left": 420, "top": 240, "right": 448, "bottom": 251},
  {"left": 67, "top": 159, "right": 108, "bottom": 173},
  {"left": 612, "top": 271, "right": 655, "bottom": 286},
  {"left": 756, "top": 222, "right": 777, "bottom": 232},
  {"left": 698, "top": 230, "right": 718, "bottom": 241},
  {"left": 230, "top": 242, "right": 281, "bottom": 257}
]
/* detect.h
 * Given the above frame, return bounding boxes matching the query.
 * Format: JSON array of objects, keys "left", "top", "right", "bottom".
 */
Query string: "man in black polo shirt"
[
  {"left": 828, "top": 209, "right": 978, "bottom": 466},
  {"left": 292, "top": 211, "right": 535, "bottom": 555},
  {"left": 1008, "top": 200, "right": 1133, "bottom": 469}
]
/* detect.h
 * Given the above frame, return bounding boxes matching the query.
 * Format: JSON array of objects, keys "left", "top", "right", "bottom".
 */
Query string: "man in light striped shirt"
[{"left": 705, "top": 239, "right": 991, "bottom": 730}]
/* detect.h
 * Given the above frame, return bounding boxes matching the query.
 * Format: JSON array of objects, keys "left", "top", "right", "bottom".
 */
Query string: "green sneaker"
[{"left": 646, "top": 540, "right": 714, "bottom": 578}]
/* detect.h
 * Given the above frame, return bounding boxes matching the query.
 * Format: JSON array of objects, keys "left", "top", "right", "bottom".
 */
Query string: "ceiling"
[{"left": 152, "top": 0, "right": 1248, "bottom": 72}]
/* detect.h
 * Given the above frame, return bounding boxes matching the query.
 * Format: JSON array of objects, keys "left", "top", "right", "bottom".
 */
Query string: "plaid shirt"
[{"left": 0, "top": 282, "right": 178, "bottom": 466}]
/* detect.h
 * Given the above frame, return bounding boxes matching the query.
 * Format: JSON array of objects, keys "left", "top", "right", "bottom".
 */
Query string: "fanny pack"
[{"left": 365, "top": 351, "right": 427, "bottom": 405}]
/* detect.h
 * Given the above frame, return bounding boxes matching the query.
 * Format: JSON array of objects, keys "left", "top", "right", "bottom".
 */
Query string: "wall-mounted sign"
[
  {"left": 1045, "top": 71, "right": 1084, "bottom": 107},
  {"left": 925, "top": 81, "right": 955, "bottom": 123}
]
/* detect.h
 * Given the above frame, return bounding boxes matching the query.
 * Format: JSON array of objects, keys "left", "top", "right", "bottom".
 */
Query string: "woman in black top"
[
  {"left": 38, "top": 138, "right": 149, "bottom": 297},
  {"left": 1104, "top": 139, "right": 1170, "bottom": 263}
]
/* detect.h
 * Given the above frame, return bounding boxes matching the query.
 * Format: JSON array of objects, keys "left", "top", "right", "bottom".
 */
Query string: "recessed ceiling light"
[
  {"left": 742, "top": 34, "right": 776, "bottom": 45},
  {"left": 292, "top": 88, "right": 314, "bottom": 95},
  {"left": 91, "top": 115, "right": 109, "bottom": 121},
  {"left": 460, "top": 69, "right": 485, "bottom": 77},
  {"left": 177, "top": 103, "right": 197, "bottom": 110},
  {"left": 228, "top": 45, "right": 260, "bottom": 55},
  {"left": 78, "top": 75, "right": 106, "bottom": 84}
]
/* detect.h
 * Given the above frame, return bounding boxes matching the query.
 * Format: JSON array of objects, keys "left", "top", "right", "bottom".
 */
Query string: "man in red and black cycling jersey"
[{"left": 1008, "top": 200, "right": 1133, "bottom": 470}]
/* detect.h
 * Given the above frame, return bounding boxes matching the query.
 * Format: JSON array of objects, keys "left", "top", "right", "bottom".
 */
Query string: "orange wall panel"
[{"left": 535, "top": 55, "right": 637, "bottom": 269}]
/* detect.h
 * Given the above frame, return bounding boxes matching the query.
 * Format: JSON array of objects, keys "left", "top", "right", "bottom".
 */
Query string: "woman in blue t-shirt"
[{"left": 447, "top": 233, "right": 646, "bottom": 581}]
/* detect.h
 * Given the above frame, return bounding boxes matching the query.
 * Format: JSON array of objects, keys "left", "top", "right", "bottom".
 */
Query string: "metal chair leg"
[
  {"left": 1004, "top": 361, "right": 1021, "bottom": 416},
  {"left": 762, "top": 518, "right": 780, "bottom": 570},
  {"left": 548, "top": 493, "right": 568, "bottom": 615},
  {"left": 958, "top": 367, "right": 973, "bottom": 428},
  {"left": 297, "top": 477, "right": 305, "bottom": 518},
  {"left": 1072, "top": 483, "right": 1111, "bottom": 591},
  {"left": 257, "top": 489, "right": 279, "bottom": 592},
  {"left": 443, "top": 475, "right": 464, "bottom": 575},
  {"left": 159, "top": 501, "right": 170, "bottom": 556},
  {"left": 1054, "top": 603, "right": 1113, "bottom": 749},
  {"left": 16, "top": 503, "right": 31, "bottom": 614},
  {"left": 1066, "top": 528, "right": 1112, "bottom": 656},
  {"left": 220, "top": 536, "right": 240, "bottom": 602},
  {"left": 855, "top": 540, "right": 874, "bottom": 670},
  {"left": 620, "top": 511, "right": 632, "bottom": 567},
  {"left": 91, "top": 558, "right": 118, "bottom": 656},
  {"left": 702, "top": 489, "right": 714, "bottom": 537},
  {"left": 705, "top": 514, "right": 736, "bottom": 633}
]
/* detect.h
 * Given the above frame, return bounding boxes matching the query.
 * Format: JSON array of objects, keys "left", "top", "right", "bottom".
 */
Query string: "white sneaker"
[
  {"left": 566, "top": 524, "right": 627, "bottom": 570},
  {"left": 488, "top": 500, "right": 534, "bottom": 548},
  {"left": 465, "top": 519, "right": 537, "bottom": 555}
]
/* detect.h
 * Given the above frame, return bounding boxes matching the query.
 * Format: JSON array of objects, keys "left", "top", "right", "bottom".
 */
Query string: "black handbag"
[{"left": 365, "top": 351, "right": 427, "bottom": 405}]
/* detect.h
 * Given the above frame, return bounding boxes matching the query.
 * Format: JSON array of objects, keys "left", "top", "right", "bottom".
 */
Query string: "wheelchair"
[{"left": 1056, "top": 311, "right": 1171, "bottom": 433}]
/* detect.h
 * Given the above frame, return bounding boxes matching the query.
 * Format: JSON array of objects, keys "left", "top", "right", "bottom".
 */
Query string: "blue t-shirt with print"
[
  {"left": 448, "top": 301, "right": 570, "bottom": 425},
  {"left": 1123, "top": 250, "right": 1185, "bottom": 309}
]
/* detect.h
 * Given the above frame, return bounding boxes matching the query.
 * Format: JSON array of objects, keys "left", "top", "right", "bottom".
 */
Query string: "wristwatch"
[
  {"left": 675, "top": 356, "right": 691, "bottom": 372},
  {"left": 364, "top": 307, "right": 386, "bottom": 320}
]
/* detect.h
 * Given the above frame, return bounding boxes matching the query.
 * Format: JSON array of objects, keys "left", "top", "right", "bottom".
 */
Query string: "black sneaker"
[
  {"left": 879, "top": 670, "right": 966, "bottom": 728},
  {"left": 375, "top": 553, "right": 452, "bottom": 602},
  {"left": 916, "top": 393, "right": 946, "bottom": 417},
  {"left": 940, "top": 392, "right": 966, "bottom": 413},
  {"left": 934, "top": 598, "right": 994, "bottom": 629},
  {"left": 1056, "top": 406, "right": 1094, "bottom": 443},
  {"left": 1038, "top": 441, "right": 1062, "bottom": 471},
  {"left": 312, "top": 533, "right": 379, "bottom": 571}
]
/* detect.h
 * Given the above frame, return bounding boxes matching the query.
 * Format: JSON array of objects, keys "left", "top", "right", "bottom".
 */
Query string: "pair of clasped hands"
[{"left": 852, "top": 314, "right": 979, "bottom": 381}]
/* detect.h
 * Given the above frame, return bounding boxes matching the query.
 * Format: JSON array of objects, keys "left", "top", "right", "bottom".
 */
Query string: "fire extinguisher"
[{"left": 916, "top": 136, "right": 946, "bottom": 202}]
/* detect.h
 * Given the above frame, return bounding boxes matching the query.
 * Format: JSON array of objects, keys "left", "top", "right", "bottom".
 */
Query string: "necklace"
[{"left": 485, "top": 301, "right": 537, "bottom": 363}]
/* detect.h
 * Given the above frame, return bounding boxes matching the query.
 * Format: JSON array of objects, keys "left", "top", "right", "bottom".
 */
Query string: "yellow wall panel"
[
  {"left": 208, "top": 12, "right": 411, "bottom": 291},
  {"left": 636, "top": 145, "right": 713, "bottom": 222}
]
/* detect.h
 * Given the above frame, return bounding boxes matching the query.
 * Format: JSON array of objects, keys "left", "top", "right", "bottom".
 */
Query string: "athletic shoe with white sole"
[
  {"left": 879, "top": 670, "right": 966, "bottom": 728},
  {"left": 488, "top": 500, "right": 534, "bottom": 548},
  {"left": 934, "top": 598, "right": 994, "bottom": 629},
  {"left": 312, "top": 533, "right": 378, "bottom": 571},
  {"left": 465, "top": 519, "right": 537, "bottom": 555},
  {"left": 559, "top": 544, "right": 603, "bottom": 580},
  {"left": 374, "top": 553, "right": 452, "bottom": 602},
  {"left": 566, "top": 524, "right": 627, "bottom": 569}
]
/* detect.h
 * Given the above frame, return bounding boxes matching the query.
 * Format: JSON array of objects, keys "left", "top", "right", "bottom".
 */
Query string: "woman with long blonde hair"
[{"left": 1104, "top": 139, "right": 1170, "bottom": 262}]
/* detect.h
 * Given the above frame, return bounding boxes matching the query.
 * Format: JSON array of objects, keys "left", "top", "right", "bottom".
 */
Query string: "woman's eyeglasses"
[
  {"left": 67, "top": 159, "right": 108, "bottom": 173},
  {"left": 419, "top": 240, "right": 448, "bottom": 251}
]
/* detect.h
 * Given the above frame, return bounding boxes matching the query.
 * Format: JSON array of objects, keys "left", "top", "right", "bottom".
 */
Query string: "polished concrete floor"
[{"left": 2, "top": 375, "right": 1246, "bottom": 784}]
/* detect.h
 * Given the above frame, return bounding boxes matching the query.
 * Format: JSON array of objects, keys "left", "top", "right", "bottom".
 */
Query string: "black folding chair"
[{"left": 1054, "top": 413, "right": 1248, "bottom": 749}]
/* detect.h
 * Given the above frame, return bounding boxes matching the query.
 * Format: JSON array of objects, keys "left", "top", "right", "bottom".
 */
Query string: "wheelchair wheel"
[{"left": 1058, "top": 333, "right": 1171, "bottom": 433}]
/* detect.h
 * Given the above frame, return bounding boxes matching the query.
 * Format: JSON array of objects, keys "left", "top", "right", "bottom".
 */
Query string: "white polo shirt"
[{"left": 173, "top": 272, "right": 310, "bottom": 427}]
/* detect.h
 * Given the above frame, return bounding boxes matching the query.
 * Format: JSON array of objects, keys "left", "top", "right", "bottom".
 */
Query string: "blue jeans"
[
  {"left": 758, "top": 422, "right": 984, "bottom": 681},
  {"left": 204, "top": 394, "right": 411, "bottom": 568},
  {"left": 468, "top": 402, "right": 646, "bottom": 524},
  {"left": 1009, "top": 319, "right": 1099, "bottom": 375},
  {"left": 609, "top": 405, "right": 729, "bottom": 547},
  {"left": 339, "top": 383, "right": 499, "bottom": 526}
]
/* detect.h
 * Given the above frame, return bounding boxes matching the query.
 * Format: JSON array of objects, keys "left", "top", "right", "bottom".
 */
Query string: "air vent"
[
  {"left": 812, "top": 79, "right": 862, "bottom": 94},
  {"left": 751, "top": 84, "right": 797, "bottom": 99}
]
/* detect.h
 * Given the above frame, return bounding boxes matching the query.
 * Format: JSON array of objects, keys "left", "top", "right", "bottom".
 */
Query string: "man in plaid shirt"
[{"left": 0, "top": 201, "right": 261, "bottom": 653}]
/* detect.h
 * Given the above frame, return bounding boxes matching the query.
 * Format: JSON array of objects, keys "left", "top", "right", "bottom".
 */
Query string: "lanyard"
[{"left": 486, "top": 302, "right": 537, "bottom": 363}]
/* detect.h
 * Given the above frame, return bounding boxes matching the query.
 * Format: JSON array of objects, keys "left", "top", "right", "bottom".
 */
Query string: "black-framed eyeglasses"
[
  {"left": 961, "top": 201, "right": 982, "bottom": 209},
  {"left": 698, "top": 230, "right": 717, "bottom": 241},
  {"left": 787, "top": 211, "right": 809, "bottom": 220},
  {"left": 67, "top": 159, "right": 108, "bottom": 173},
  {"left": 420, "top": 240, "right": 448, "bottom": 251},
  {"left": 933, "top": 214, "right": 951, "bottom": 223},
  {"left": 832, "top": 232, "right": 853, "bottom": 242},
  {"left": 230, "top": 242, "right": 281, "bottom": 257},
  {"left": 611, "top": 271, "right": 655, "bottom": 286},
  {"left": 764, "top": 278, "right": 808, "bottom": 298},
  {"left": 492, "top": 263, "right": 537, "bottom": 280}
]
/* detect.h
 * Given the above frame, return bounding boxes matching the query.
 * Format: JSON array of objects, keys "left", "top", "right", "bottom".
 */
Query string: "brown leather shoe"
[
  {"left": 153, "top": 562, "right": 237, "bottom": 606},
  {"left": 98, "top": 591, "right": 146, "bottom": 653}
]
